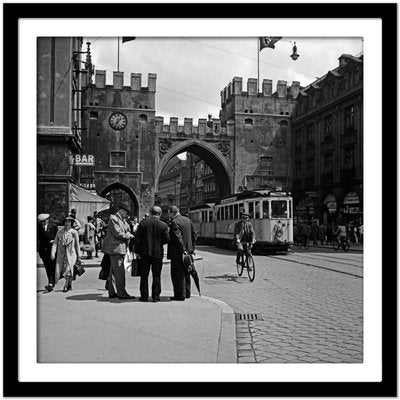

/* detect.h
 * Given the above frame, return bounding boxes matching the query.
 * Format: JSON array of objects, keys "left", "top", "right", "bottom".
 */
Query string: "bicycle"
[
  {"left": 332, "top": 237, "right": 350, "bottom": 251},
  {"left": 236, "top": 242, "right": 256, "bottom": 282}
]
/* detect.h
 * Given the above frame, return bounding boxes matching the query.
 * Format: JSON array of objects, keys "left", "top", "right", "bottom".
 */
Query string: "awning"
[{"left": 70, "top": 184, "right": 111, "bottom": 231}]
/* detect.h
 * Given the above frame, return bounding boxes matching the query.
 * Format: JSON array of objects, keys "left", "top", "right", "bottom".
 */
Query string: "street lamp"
[{"left": 290, "top": 42, "right": 300, "bottom": 61}]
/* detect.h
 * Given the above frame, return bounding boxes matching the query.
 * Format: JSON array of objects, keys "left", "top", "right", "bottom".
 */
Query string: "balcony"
[
  {"left": 320, "top": 171, "right": 333, "bottom": 186},
  {"left": 340, "top": 167, "right": 356, "bottom": 182}
]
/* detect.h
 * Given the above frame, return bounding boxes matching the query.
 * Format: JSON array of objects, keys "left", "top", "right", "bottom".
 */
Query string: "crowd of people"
[
  {"left": 37, "top": 203, "right": 197, "bottom": 302},
  {"left": 293, "top": 219, "right": 363, "bottom": 249}
]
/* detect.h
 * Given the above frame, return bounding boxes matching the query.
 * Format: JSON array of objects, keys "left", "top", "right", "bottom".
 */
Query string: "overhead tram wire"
[{"left": 178, "top": 37, "right": 319, "bottom": 80}]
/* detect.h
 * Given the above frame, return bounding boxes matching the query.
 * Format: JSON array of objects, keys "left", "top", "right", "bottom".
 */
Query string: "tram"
[{"left": 188, "top": 190, "right": 293, "bottom": 253}]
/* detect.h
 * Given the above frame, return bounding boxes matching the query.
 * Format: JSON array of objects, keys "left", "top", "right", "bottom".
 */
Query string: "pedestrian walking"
[
  {"left": 311, "top": 220, "right": 319, "bottom": 246},
  {"left": 37, "top": 213, "right": 59, "bottom": 292},
  {"left": 102, "top": 202, "right": 135, "bottom": 299},
  {"left": 93, "top": 211, "right": 105, "bottom": 257},
  {"left": 84, "top": 216, "right": 96, "bottom": 259},
  {"left": 167, "top": 205, "right": 197, "bottom": 301},
  {"left": 134, "top": 206, "right": 170, "bottom": 302},
  {"left": 326, "top": 223, "right": 333, "bottom": 245},
  {"left": 51, "top": 215, "right": 81, "bottom": 292}
]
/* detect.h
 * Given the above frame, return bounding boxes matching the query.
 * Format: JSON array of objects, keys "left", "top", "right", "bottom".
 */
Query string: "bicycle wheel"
[
  {"left": 343, "top": 241, "right": 350, "bottom": 252},
  {"left": 333, "top": 240, "right": 339, "bottom": 251},
  {"left": 236, "top": 256, "right": 243, "bottom": 276},
  {"left": 246, "top": 254, "right": 255, "bottom": 282}
]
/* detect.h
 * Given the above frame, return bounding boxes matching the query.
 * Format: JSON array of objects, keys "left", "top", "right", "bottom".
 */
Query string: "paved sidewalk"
[{"left": 37, "top": 254, "right": 237, "bottom": 364}]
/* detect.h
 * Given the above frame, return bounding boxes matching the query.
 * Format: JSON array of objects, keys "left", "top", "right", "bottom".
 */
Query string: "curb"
[{"left": 202, "top": 296, "right": 237, "bottom": 363}]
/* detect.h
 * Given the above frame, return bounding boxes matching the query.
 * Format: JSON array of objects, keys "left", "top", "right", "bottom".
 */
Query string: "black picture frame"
[{"left": 4, "top": 2, "right": 397, "bottom": 397}]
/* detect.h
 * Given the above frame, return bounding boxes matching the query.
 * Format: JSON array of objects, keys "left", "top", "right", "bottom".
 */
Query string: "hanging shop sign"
[
  {"left": 74, "top": 154, "right": 95, "bottom": 166},
  {"left": 343, "top": 191, "right": 360, "bottom": 205},
  {"left": 327, "top": 201, "right": 337, "bottom": 213},
  {"left": 306, "top": 191, "right": 318, "bottom": 198}
]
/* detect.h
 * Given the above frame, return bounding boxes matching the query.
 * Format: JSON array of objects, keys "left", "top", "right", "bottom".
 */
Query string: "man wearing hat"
[
  {"left": 102, "top": 202, "right": 135, "bottom": 299},
  {"left": 234, "top": 212, "right": 256, "bottom": 265},
  {"left": 167, "top": 205, "right": 197, "bottom": 301},
  {"left": 37, "top": 213, "right": 59, "bottom": 291},
  {"left": 135, "top": 206, "right": 170, "bottom": 302}
]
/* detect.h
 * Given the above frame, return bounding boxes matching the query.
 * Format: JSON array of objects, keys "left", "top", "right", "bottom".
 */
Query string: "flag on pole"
[
  {"left": 122, "top": 37, "right": 136, "bottom": 43},
  {"left": 259, "top": 37, "right": 282, "bottom": 51}
]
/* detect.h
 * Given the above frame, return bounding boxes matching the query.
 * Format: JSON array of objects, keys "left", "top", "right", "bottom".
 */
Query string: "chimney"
[
  {"left": 95, "top": 70, "right": 106, "bottom": 89},
  {"left": 113, "top": 71, "right": 123, "bottom": 90},
  {"left": 247, "top": 78, "right": 258, "bottom": 95},
  {"left": 130, "top": 73, "right": 141, "bottom": 91},
  {"left": 233, "top": 77, "right": 243, "bottom": 95},
  {"left": 262, "top": 79, "right": 272, "bottom": 97},
  {"left": 277, "top": 80, "right": 287, "bottom": 98}
]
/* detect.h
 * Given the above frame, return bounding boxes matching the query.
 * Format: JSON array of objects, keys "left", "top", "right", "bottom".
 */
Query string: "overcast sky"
[{"left": 83, "top": 36, "right": 363, "bottom": 123}]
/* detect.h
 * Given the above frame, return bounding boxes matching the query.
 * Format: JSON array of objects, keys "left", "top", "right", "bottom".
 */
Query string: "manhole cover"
[{"left": 236, "top": 313, "right": 263, "bottom": 321}]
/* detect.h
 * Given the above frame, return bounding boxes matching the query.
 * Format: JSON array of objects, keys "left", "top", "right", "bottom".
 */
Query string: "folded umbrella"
[{"left": 183, "top": 253, "right": 201, "bottom": 296}]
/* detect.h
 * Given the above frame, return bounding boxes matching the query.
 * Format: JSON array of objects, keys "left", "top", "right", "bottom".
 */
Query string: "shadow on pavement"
[
  {"left": 204, "top": 273, "right": 245, "bottom": 283},
  {"left": 65, "top": 293, "right": 176, "bottom": 303}
]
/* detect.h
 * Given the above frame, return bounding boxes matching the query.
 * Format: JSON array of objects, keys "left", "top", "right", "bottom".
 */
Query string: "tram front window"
[{"left": 271, "top": 200, "right": 288, "bottom": 218}]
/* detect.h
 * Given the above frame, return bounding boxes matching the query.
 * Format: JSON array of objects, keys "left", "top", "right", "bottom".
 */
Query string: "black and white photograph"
[
  {"left": 36, "top": 35, "right": 365, "bottom": 365},
  {"left": 4, "top": 2, "right": 396, "bottom": 397}
]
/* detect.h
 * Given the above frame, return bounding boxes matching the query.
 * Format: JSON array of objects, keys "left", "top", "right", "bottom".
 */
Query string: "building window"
[
  {"left": 139, "top": 114, "right": 147, "bottom": 122},
  {"left": 244, "top": 118, "right": 253, "bottom": 126},
  {"left": 323, "top": 152, "right": 333, "bottom": 172},
  {"left": 324, "top": 115, "right": 332, "bottom": 138},
  {"left": 259, "top": 156, "right": 273, "bottom": 171},
  {"left": 307, "top": 123, "right": 315, "bottom": 142},
  {"left": 110, "top": 151, "right": 126, "bottom": 167},
  {"left": 344, "top": 105, "right": 354, "bottom": 129},
  {"left": 295, "top": 129, "right": 302, "bottom": 146},
  {"left": 344, "top": 147, "right": 355, "bottom": 168},
  {"left": 89, "top": 111, "right": 98, "bottom": 119},
  {"left": 306, "top": 158, "right": 314, "bottom": 176}
]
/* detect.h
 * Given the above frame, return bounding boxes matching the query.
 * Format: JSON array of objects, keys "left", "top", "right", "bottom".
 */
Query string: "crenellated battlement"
[
  {"left": 154, "top": 116, "right": 235, "bottom": 137},
  {"left": 220, "top": 77, "right": 301, "bottom": 105},
  {"left": 83, "top": 70, "right": 157, "bottom": 91}
]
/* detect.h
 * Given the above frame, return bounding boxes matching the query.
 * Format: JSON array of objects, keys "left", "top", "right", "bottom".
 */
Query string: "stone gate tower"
[
  {"left": 220, "top": 77, "right": 300, "bottom": 192},
  {"left": 81, "top": 70, "right": 157, "bottom": 216}
]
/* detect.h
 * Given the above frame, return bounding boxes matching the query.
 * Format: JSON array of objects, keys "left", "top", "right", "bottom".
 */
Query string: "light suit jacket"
[{"left": 102, "top": 213, "right": 132, "bottom": 255}]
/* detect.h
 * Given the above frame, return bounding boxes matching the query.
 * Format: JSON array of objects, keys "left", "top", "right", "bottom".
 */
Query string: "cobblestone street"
[{"left": 194, "top": 246, "right": 363, "bottom": 363}]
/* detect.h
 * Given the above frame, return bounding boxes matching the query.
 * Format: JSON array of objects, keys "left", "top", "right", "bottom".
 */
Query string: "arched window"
[
  {"left": 139, "top": 114, "right": 148, "bottom": 122},
  {"left": 244, "top": 118, "right": 253, "bottom": 126}
]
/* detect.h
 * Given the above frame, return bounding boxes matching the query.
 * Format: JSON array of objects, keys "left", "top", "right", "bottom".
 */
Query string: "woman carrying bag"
[{"left": 51, "top": 215, "right": 81, "bottom": 292}]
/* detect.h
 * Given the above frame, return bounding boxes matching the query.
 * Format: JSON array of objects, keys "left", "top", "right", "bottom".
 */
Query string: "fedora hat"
[
  {"left": 38, "top": 213, "right": 50, "bottom": 222},
  {"left": 240, "top": 212, "right": 250, "bottom": 217},
  {"left": 118, "top": 202, "right": 131, "bottom": 212}
]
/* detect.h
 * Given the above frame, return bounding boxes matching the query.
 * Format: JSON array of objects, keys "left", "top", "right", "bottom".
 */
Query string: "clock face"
[{"left": 109, "top": 112, "right": 127, "bottom": 130}]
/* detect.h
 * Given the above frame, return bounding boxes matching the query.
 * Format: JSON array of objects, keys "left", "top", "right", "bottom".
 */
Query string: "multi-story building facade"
[
  {"left": 291, "top": 53, "right": 363, "bottom": 226},
  {"left": 37, "top": 37, "right": 84, "bottom": 222}
]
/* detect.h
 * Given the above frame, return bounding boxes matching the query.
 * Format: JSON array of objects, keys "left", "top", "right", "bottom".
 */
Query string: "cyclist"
[
  {"left": 333, "top": 223, "right": 347, "bottom": 249},
  {"left": 234, "top": 212, "right": 256, "bottom": 266}
]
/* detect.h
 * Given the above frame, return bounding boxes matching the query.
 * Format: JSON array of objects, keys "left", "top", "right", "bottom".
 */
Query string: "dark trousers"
[
  {"left": 41, "top": 252, "right": 56, "bottom": 285},
  {"left": 170, "top": 257, "right": 191, "bottom": 299},
  {"left": 140, "top": 256, "right": 163, "bottom": 300},
  {"left": 108, "top": 254, "right": 129, "bottom": 297}
]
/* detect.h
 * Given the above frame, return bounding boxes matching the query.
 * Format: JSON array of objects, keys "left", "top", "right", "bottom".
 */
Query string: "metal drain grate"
[{"left": 236, "top": 313, "right": 263, "bottom": 321}]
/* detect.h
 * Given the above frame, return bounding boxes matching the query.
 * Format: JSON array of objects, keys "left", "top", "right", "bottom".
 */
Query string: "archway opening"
[
  {"left": 155, "top": 142, "right": 232, "bottom": 217},
  {"left": 99, "top": 182, "right": 139, "bottom": 221}
]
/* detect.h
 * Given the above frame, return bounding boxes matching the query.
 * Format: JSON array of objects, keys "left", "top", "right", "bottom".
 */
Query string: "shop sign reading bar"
[
  {"left": 221, "top": 196, "right": 237, "bottom": 204},
  {"left": 74, "top": 154, "right": 95, "bottom": 166}
]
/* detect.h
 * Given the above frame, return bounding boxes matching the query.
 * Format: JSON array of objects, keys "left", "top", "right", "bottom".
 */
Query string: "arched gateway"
[{"left": 155, "top": 139, "right": 233, "bottom": 198}]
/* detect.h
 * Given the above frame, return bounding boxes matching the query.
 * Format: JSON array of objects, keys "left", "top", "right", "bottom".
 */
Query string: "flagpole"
[
  {"left": 117, "top": 37, "right": 120, "bottom": 72},
  {"left": 257, "top": 37, "right": 260, "bottom": 94}
]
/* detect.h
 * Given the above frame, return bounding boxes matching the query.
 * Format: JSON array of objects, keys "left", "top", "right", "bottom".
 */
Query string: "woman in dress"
[{"left": 51, "top": 215, "right": 81, "bottom": 292}]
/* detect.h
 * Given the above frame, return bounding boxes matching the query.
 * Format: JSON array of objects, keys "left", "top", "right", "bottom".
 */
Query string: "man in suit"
[
  {"left": 102, "top": 202, "right": 135, "bottom": 299},
  {"left": 37, "top": 213, "right": 59, "bottom": 292},
  {"left": 135, "top": 206, "right": 170, "bottom": 302},
  {"left": 234, "top": 212, "right": 256, "bottom": 265},
  {"left": 167, "top": 205, "right": 197, "bottom": 301}
]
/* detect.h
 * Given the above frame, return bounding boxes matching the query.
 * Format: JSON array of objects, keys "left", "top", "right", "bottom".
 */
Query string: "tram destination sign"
[{"left": 74, "top": 154, "right": 95, "bottom": 166}]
